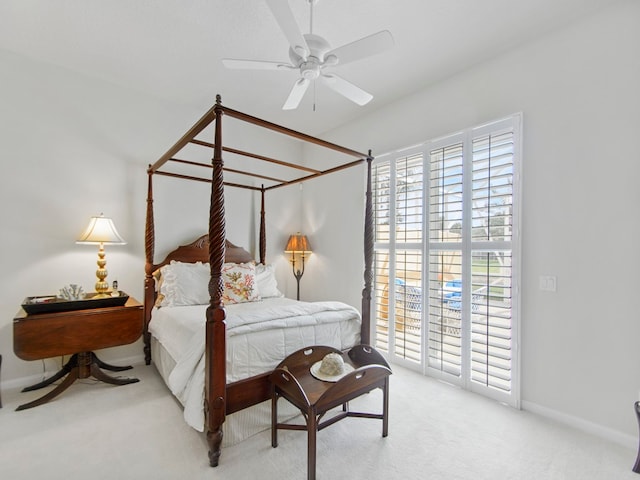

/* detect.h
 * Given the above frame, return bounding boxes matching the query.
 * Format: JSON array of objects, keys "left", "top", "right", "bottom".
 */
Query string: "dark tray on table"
[{"left": 21, "top": 292, "right": 129, "bottom": 315}]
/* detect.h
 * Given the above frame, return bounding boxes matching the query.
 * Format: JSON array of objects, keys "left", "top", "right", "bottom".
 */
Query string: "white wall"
[
  {"left": 3, "top": 0, "right": 638, "bottom": 450},
  {"left": 0, "top": 50, "right": 301, "bottom": 385},
  {"left": 1, "top": 50, "right": 149, "bottom": 384},
  {"left": 303, "top": 0, "right": 640, "bottom": 445}
]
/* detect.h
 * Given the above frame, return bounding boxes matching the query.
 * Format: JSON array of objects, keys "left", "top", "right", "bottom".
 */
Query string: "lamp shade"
[
  {"left": 284, "top": 233, "right": 312, "bottom": 254},
  {"left": 76, "top": 214, "right": 126, "bottom": 245}
]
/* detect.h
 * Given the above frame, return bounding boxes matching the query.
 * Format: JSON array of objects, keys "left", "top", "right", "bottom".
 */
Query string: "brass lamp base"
[{"left": 94, "top": 245, "right": 110, "bottom": 298}]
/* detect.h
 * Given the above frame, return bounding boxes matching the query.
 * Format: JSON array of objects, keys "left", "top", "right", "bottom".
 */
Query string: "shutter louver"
[
  {"left": 470, "top": 252, "right": 513, "bottom": 393},
  {"left": 374, "top": 163, "right": 391, "bottom": 243},
  {"left": 472, "top": 131, "right": 514, "bottom": 242},
  {"left": 396, "top": 154, "right": 423, "bottom": 243},
  {"left": 374, "top": 250, "right": 391, "bottom": 354},
  {"left": 394, "top": 250, "right": 422, "bottom": 363},
  {"left": 430, "top": 143, "right": 463, "bottom": 244},
  {"left": 428, "top": 251, "right": 462, "bottom": 376}
]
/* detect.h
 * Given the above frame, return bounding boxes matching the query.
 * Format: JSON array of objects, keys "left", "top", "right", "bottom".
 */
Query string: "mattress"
[{"left": 148, "top": 297, "right": 362, "bottom": 440}]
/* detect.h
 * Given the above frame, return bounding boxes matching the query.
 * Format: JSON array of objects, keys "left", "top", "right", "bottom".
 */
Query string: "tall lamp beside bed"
[
  {"left": 144, "top": 95, "right": 374, "bottom": 467},
  {"left": 284, "top": 232, "right": 312, "bottom": 301}
]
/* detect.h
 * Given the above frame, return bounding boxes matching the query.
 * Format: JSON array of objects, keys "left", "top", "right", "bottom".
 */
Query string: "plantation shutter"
[
  {"left": 469, "top": 128, "right": 515, "bottom": 395},
  {"left": 372, "top": 114, "right": 520, "bottom": 407},
  {"left": 427, "top": 141, "right": 464, "bottom": 376},
  {"left": 373, "top": 152, "right": 424, "bottom": 363}
]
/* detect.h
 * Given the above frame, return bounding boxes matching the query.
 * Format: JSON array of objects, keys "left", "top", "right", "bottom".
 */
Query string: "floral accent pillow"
[{"left": 222, "top": 262, "right": 260, "bottom": 304}]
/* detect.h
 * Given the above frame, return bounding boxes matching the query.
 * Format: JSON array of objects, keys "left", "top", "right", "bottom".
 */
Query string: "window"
[{"left": 373, "top": 115, "right": 521, "bottom": 407}]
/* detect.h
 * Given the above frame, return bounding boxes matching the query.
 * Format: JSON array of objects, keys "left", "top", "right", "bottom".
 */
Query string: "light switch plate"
[{"left": 539, "top": 275, "right": 557, "bottom": 292}]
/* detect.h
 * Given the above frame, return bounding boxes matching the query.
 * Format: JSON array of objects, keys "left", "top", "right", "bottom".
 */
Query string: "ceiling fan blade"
[
  {"left": 325, "top": 30, "right": 394, "bottom": 66},
  {"left": 283, "top": 78, "right": 310, "bottom": 110},
  {"left": 222, "top": 58, "right": 294, "bottom": 70},
  {"left": 320, "top": 74, "right": 373, "bottom": 106},
  {"left": 265, "top": 0, "right": 309, "bottom": 58}
]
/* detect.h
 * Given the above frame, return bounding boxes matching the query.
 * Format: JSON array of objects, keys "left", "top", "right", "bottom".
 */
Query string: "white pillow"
[
  {"left": 156, "top": 261, "right": 210, "bottom": 307},
  {"left": 255, "top": 263, "right": 284, "bottom": 298}
]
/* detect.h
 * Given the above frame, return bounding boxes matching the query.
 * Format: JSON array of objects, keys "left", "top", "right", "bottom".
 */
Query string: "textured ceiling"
[{"left": 0, "top": 0, "right": 621, "bottom": 135}]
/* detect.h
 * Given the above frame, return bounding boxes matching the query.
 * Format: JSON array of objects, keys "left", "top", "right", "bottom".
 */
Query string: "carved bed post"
[
  {"left": 361, "top": 152, "right": 374, "bottom": 345},
  {"left": 259, "top": 185, "right": 266, "bottom": 265},
  {"left": 206, "top": 95, "right": 227, "bottom": 467},
  {"left": 144, "top": 169, "right": 155, "bottom": 365}
]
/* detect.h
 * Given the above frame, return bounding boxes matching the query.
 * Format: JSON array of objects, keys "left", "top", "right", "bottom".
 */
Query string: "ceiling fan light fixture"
[{"left": 301, "top": 61, "right": 320, "bottom": 80}]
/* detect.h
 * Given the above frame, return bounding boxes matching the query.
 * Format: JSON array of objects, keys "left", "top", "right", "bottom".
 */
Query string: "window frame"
[{"left": 372, "top": 114, "right": 522, "bottom": 408}]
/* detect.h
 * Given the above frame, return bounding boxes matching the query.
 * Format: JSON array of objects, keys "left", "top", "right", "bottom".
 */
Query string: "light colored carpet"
[{"left": 0, "top": 362, "right": 637, "bottom": 479}]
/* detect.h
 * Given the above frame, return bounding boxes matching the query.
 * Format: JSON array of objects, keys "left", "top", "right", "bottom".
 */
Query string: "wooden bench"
[{"left": 270, "top": 345, "right": 391, "bottom": 480}]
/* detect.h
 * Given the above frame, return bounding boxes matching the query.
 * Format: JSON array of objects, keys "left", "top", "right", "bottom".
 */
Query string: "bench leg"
[
  {"left": 272, "top": 388, "right": 279, "bottom": 448},
  {"left": 308, "top": 409, "right": 317, "bottom": 480},
  {"left": 382, "top": 377, "right": 389, "bottom": 437}
]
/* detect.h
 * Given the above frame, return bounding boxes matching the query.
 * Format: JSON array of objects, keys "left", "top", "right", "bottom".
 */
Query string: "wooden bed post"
[
  {"left": 206, "top": 95, "right": 227, "bottom": 467},
  {"left": 361, "top": 152, "right": 374, "bottom": 345},
  {"left": 145, "top": 95, "right": 374, "bottom": 468},
  {"left": 144, "top": 169, "right": 155, "bottom": 365},
  {"left": 259, "top": 185, "right": 266, "bottom": 265}
]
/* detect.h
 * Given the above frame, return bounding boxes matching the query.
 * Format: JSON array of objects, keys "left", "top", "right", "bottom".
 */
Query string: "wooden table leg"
[
  {"left": 16, "top": 351, "right": 138, "bottom": 411},
  {"left": 94, "top": 355, "right": 133, "bottom": 372},
  {"left": 21, "top": 354, "right": 77, "bottom": 392},
  {"left": 16, "top": 368, "right": 78, "bottom": 411},
  {"left": 90, "top": 362, "right": 139, "bottom": 386}
]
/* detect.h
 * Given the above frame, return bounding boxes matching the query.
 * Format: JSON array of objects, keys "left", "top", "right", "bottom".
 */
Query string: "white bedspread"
[{"left": 148, "top": 297, "right": 361, "bottom": 431}]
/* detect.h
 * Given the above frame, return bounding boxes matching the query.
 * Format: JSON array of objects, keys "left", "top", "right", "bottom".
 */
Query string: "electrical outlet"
[{"left": 539, "top": 275, "right": 557, "bottom": 292}]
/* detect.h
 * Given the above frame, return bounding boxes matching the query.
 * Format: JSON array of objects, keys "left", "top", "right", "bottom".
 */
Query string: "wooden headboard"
[{"left": 151, "top": 234, "right": 254, "bottom": 271}]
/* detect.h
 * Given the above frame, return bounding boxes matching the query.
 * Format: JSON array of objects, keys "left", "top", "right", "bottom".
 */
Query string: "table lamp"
[
  {"left": 284, "top": 233, "right": 312, "bottom": 301},
  {"left": 76, "top": 214, "right": 126, "bottom": 297}
]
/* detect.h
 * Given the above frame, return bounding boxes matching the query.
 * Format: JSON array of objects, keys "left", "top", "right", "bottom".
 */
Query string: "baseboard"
[{"left": 522, "top": 399, "right": 637, "bottom": 451}]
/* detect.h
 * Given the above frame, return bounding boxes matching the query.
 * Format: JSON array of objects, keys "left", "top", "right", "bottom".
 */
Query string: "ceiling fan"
[{"left": 222, "top": 0, "right": 394, "bottom": 110}]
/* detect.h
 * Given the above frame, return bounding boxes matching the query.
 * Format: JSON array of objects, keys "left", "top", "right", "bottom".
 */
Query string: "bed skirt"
[{"left": 150, "top": 337, "right": 301, "bottom": 446}]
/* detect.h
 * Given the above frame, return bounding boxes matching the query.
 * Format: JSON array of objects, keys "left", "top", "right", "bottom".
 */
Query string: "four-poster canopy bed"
[{"left": 144, "top": 95, "right": 374, "bottom": 466}]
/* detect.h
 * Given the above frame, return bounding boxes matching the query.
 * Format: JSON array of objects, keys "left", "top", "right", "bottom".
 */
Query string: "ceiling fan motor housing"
[{"left": 289, "top": 34, "right": 332, "bottom": 68}]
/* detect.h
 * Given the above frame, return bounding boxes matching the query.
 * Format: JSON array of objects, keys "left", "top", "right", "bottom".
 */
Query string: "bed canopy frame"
[{"left": 144, "top": 95, "right": 374, "bottom": 466}]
